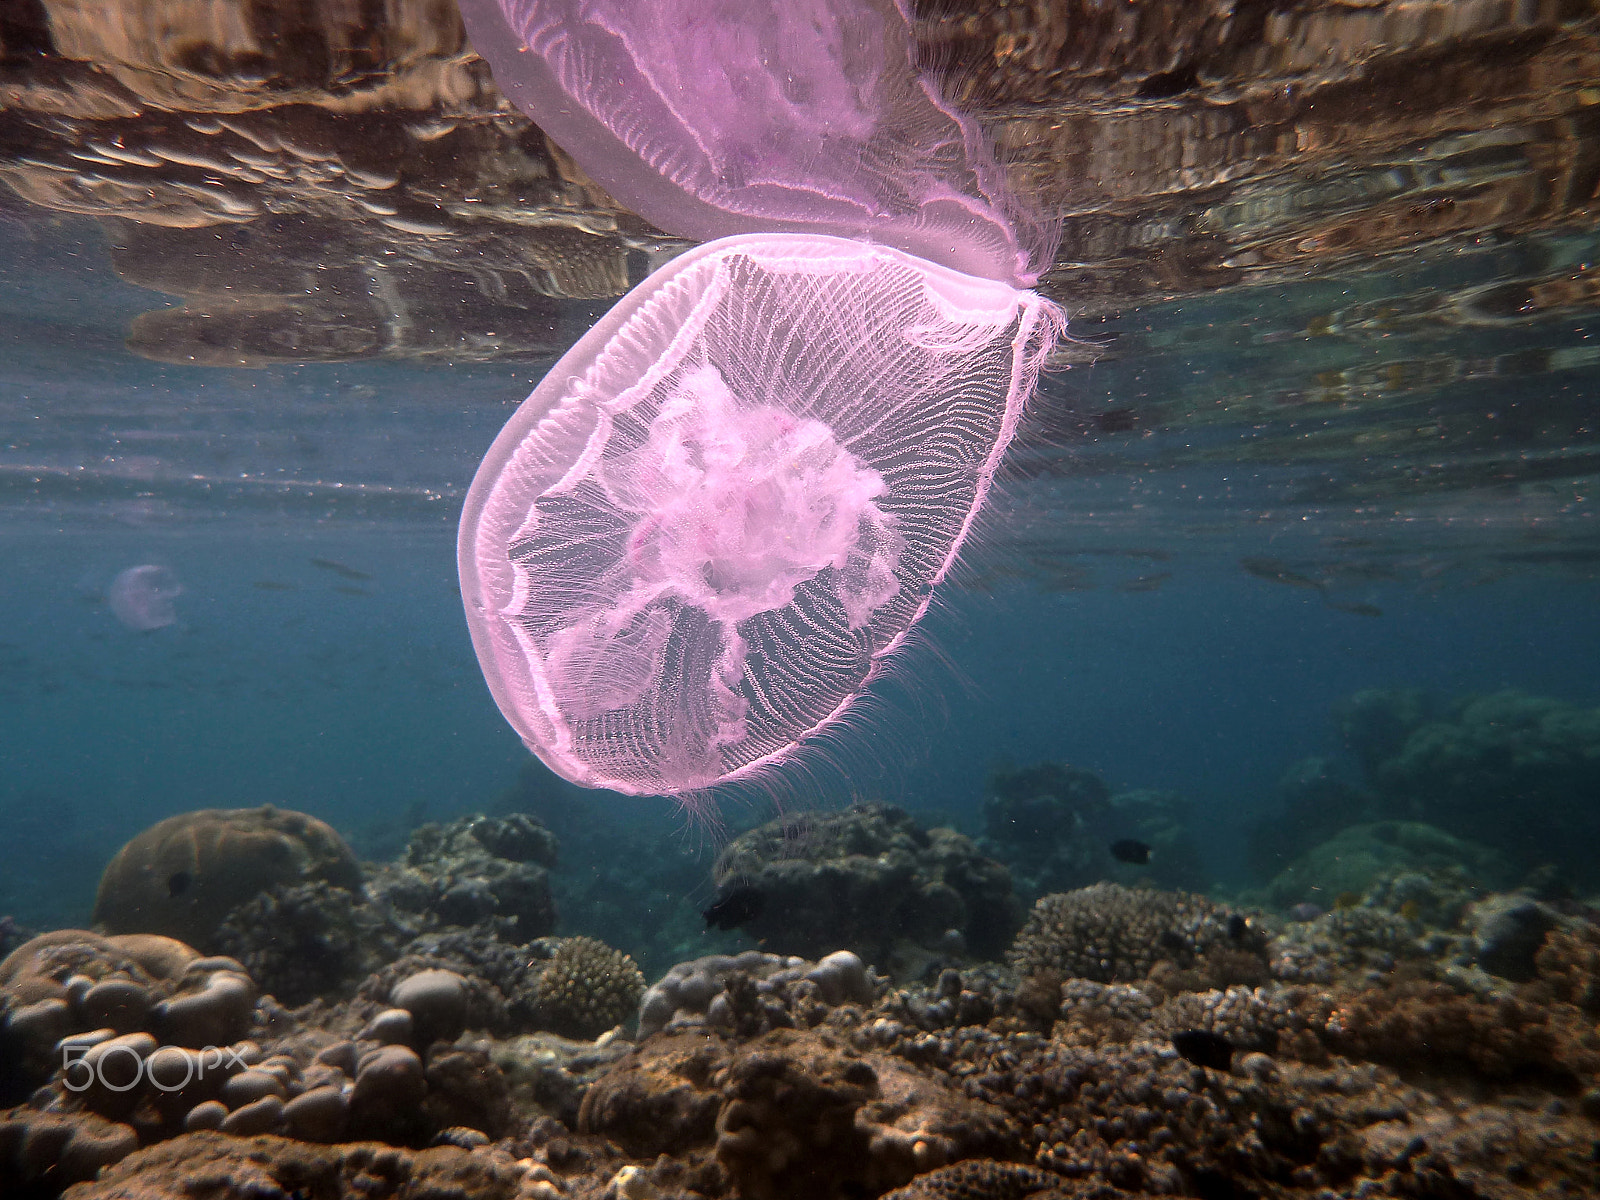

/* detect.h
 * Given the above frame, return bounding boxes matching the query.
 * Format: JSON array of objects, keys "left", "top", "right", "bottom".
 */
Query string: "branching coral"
[{"left": 531, "top": 936, "right": 645, "bottom": 1041}]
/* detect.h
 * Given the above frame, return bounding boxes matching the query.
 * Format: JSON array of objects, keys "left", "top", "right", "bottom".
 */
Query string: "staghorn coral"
[
  {"left": 529, "top": 937, "right": 644, "bottom": 1041},
  {"left": 1009, "top": 883, "right": 1264, "bottom": 986}
]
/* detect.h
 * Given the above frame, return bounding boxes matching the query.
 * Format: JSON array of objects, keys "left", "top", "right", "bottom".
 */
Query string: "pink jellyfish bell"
[
  {"left": 456, "top": 0, "right": 1063, "bottom": 794},
  {"left": 460, "top": 234, "right": 1059, "bottom": 794}
]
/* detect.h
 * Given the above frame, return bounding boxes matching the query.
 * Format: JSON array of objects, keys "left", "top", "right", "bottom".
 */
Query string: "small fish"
[
  {"left": 1172, "top": 1029, "right": 1235, "bottom": 1071},
  {"left": 1239, "top": 556, "right": 1325, "bottom": 591},
  {"left": 309, "top": 557, "right": 374, "bottom": 581},
  {"left": 1326, "top": 600, "right": 1383, "bottom": 617},
  {"left": 332, "top": 585, "right": 370, "bottom": 597},
  {"left": 1110, "top": 838, "right": 1152, "bottom": 865},
  {"left": 167, "top": 871, "right": 191, "bottom": 898},
  {"left": 1226, "top": 913, "right": 1250, "bottom": 940},
  {"left": 703, "top": 885, "right": 764, "bottom": 931},
  {"left": 253, "top": 580, "right": 296, "bottom": 591}
]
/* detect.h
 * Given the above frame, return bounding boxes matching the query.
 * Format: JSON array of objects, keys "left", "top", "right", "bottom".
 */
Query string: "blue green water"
[{"left": 4, "top": 213, "right": 1599, "bottom": 934}]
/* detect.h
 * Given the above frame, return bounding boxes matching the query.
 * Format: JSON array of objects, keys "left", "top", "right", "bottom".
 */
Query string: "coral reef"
[
  {"left": 214, "top": 880, "right": 376, "bottom": 1006},
  {"left": 366, "top": 813, "right": 558, "bottom": 943},
  {"left": 490, "top": 762, "right": 730, "bottom": 981},
  {"left": 980, "top": 762, "right": 1115, "bottom": 897},
  {"left": 0, "top": 1106, "right": 141, "bottom": 1191},
  {"left": 1340, "top": 688, "right": 1600, "bottom": 886},
  {"left": 638, "top": 950, "right": 876, "bottom": 1038},
  {"left": 979, "top": 764, "right": 1205, "bottom": 900},
  {"left": 3, "top": 873, "right": 1599, "bottom": 1200},
  {"left": 879, "top": 1160, "right": 1091, "bottom": 1200},
  {"left": 60, "top": 1131, "right": 558, "bottom": 1200},
  {"left": 1269, "top": 904, "right": 1429, "bottom": 985},
  {"left": 1246, "top": 755, "right": 1374, "bottom": 883},
  {"left": 9, "top": 775, "right": 1600, "bottom": 1200},
  {"left": 1261, "top": 820, "right": 1508, "bottom": 912},
  {"left": 526, "top": 937, "right": 645, "bottom": 1042},
  {"left": 1009, "top": 883, "right": 1267, "bottom": 988},
  {"left": 1530, "top": 921, "right": 1600, "bottom": 1013},
  {"left": 0, "top": 916, "right": 32, "bottom": 962},
  {"left": 580, "top": 1025, "right": 1017, "bottom": 1200},
  {"left": 713, "top": 804, "right": 1020, "bottom": 971},
  {"left": 92, "top": 806, "right": 363, "bottom": 949}
]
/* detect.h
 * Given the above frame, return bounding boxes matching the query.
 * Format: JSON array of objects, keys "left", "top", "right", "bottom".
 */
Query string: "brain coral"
[
  {"left": 532, "top": 936, "right": 645, "bottom": 1040},
  {"left": 93, "top": 806, "right": 362, "bottom": 949},
  {"left": 1009, "top": 883, "right": 1254, "bottom": 984}
]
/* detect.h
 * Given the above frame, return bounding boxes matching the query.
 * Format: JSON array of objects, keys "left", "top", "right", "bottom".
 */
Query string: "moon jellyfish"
[
  {"left": 109, "top": 564, "right": 181, "bottom": 632},
  {"left": 461, "top": 235, "right": 1059, "bottom": 793},
  {"left": 456, "top": 0, "right": 1063, "bottom": 794}
]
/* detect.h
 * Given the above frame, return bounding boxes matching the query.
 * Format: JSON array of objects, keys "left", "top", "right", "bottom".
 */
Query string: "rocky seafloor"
[{"left": 5, "top": 688, "right": 1600, "bottom": 1200}]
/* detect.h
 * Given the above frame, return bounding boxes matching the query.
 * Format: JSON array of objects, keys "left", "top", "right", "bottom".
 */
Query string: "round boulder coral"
[
  {"left": 532, "top": 936, "right": 644, "bottom": 1040},
  {"left": 93, "top": 807, "right": 362, "bottom": 949}
]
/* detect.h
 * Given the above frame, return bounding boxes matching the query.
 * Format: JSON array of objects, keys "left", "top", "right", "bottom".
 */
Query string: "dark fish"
[
  {"left": 1326, "top": 600, "right": 1383, "bottom": 617},
  {"left": 167, "top": 871, "right": 191, "bottom": 898},
  {"left": 1239, "top": 556, "right": 1325, "bottom": 591},
  {"left": 1172, "top": 1029, "right": 1235, "bottom": 1071},
  {"left": 253, "top": 581, "right": 296, "bottom": 591},
  {"left": 1226, "top": 913, "right": 1249, "bottom": 940},
  {"left": 310, "top": 557, "right": 374, "bottom": 581},
  {"left": 703, "top": 885, "right": 764, "bottom": 930},
  {"left": 1110, "top": 838, "right": 1152, "bottom": 865}
]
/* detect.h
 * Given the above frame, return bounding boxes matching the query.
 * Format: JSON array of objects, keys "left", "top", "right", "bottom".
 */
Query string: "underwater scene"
[{"left": 4, "top": 1, "right": 1600, "bottom": 1197}]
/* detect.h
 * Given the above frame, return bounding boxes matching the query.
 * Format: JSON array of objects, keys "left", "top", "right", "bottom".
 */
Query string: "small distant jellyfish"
[
  {"left": 108, "top": 565, "right": 181, "bottom": 632},
  {"left": 455, "top": 0, "right": 1064, "bottom": 796}
]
